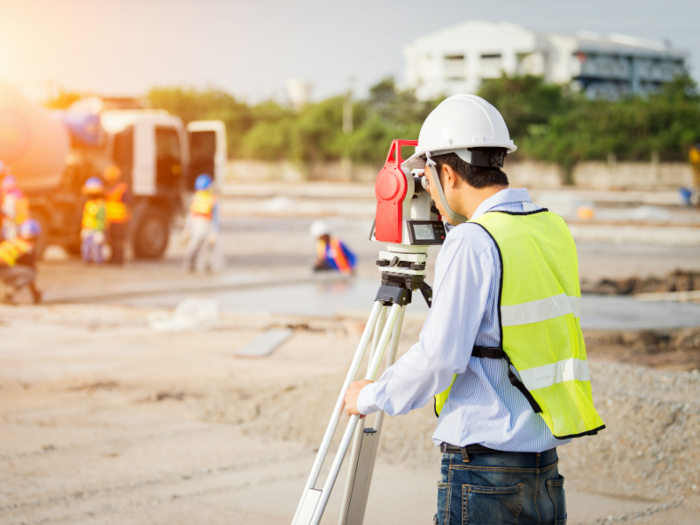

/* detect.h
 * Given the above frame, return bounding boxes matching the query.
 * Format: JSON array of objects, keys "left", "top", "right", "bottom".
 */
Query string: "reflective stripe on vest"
[
  {"left": 106, "top": 183, "right": 131, "bottom": 223},
  {"left": 82, "top": 199, "right": 105, "bottom": 230},
  {"left": 434, "top": 210, "right": 605, "bottom": 440},
  {"left": 190, "top": 191, "right": 215, "bottom": 219},
  {"left": 316, "top": 237, "right": 351, "bottom": 273},
  {"left": 0, "top": 238, "right": 31, "bottom": 267}
]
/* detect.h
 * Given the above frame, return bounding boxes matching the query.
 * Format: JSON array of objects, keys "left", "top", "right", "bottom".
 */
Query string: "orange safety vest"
[
  {"left": 190, "top": 191, "right": 216, "bottom": 219},
  {"left": 82, "top": 199, "right": 106, "bottom": 230},
  {"left": 316, "top": 237, "right": 352, "bottom": 273},
  {"left": 0, "top": 238, "right": 31, "bottom": 267},
  {"left": 105, "top": 182, "right": 131, "bottom": 223}
]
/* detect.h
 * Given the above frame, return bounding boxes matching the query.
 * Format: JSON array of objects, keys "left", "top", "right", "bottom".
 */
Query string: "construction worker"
[
  {"left": 1, "top": 167, "right": 31, "bottom": 241},
  {"left": 182, "top": 174, "right": 220, "bottom": 273},
  {"left": 103, "top": 165, "right": 132, "bottom": 265},
  {"left": 344, "top": 95, "right": 604, "bottom": 525},
  {"left": 0, "top": 219, "right": 42, "bottom": 303},
  {"left": 81, "top": 177, "right": 107, "bottom": 264},
  {"left": 309, "top": 220, "right": 357, "bottom": 274},
  {"left": 689, "top": 144, "right": 700, "bottom": 207}
]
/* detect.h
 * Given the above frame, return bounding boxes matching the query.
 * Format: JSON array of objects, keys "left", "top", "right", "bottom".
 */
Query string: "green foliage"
[
  {"left": 145, "top": 75, "right": 700, "bottom": 176},
  {"left": 342, "top": 77, "right": 441, "bottom": 164},
  {"left": 478, "top": 73, "right": 700, "bottom": 182},
  {"left": 147, "top": 87, "right": 253, "bottom": 158},
  {"left": 477, "top": 74, "right": 568, "bottom": 140},
  {"left": 43, "top": 88, "right": 86, "bottom": 109}
]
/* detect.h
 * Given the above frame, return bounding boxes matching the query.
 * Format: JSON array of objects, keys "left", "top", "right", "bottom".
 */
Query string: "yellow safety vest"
[
  {"left": 0, "top": 238, "right": 31, "bottom": 267},
  {"left": 82, "top": 199, "right": 106, "bottom": 231},
  {"left": 435, "top": 210, "right": 605, "bottom": 440},
  {"left": 190, "top": 191, "right": 216, "bottom": 219}
]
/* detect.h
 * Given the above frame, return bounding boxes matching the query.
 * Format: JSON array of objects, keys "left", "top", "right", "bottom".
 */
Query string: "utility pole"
[{"left": 342, "top": 77, "right": 355, "bottom": 181}]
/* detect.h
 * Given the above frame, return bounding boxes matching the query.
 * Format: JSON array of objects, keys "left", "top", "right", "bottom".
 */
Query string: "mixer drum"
[{"left": 0, "top": 79, "right": 69, "bottom": 193}]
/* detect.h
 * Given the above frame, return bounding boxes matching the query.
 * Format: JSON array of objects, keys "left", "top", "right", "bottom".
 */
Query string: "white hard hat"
[
  {"left": 402, "top": 94, "right": 516, "bottom": 170},
  {"left": 310, "top": 220, "right": 331, "bottom": 238}
]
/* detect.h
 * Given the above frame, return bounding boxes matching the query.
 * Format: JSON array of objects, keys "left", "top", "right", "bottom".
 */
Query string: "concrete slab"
[{"left": 235, "top": 328, "right": 293, "bottom": 358}]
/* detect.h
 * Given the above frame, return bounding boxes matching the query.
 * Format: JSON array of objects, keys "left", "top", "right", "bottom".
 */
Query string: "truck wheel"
[
  {"left": 63, "top": 241, "right": 82, "bottom": 256},
  {"left": 133, "top": 210, "right": 169, "bottom": 259}
]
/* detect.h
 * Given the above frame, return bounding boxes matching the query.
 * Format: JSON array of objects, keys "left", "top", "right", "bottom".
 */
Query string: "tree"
[{"left": 147, "top": 87, "right": 253, "bottom": 158}]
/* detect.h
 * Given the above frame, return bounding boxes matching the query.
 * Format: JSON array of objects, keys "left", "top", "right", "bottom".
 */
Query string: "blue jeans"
[
  {"left": 435, "top": 448, "right": 566, "bottom": 525},
  {"left": 81, "top": 234, "right": 103, "bottom": 264}
]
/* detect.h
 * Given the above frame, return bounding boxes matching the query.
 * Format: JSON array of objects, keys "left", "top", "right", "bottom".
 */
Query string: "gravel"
[{"left": 216, "top": 353, "right": 700, "bottom": 504}]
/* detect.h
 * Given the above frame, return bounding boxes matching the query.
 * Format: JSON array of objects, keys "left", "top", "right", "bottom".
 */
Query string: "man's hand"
[{"left": 344, "top": 380, "right": 373, "bottom": 418}]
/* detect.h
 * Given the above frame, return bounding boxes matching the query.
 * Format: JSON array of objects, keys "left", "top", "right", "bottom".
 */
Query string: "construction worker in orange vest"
[
  {"left": 1, "top": 167, "right": 31, "bottom": 241},
  {"left": 103, "top": 165, "right": 132, "bottom": 265},
  {"left": 309, "top": 220, "right": 357, "bottom": 274},
  {"left": 182, "top": 174, "right": 221, "bottom": 273},
  {"left": 0, "top": 218, "right": 42, "bottom": 303},
  {"left": 81, "top": 177, "right": 107, "bottom": 264}
]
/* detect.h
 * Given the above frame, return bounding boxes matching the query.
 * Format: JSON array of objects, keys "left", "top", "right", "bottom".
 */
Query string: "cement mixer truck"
[{"left": 0, "top": 80, "right": 226, "bottom": 258}]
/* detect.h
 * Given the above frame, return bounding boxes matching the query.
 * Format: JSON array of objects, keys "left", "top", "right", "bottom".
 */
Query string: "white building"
[{"left": 403, "top": 21, "right": 689, "bottom": 100}]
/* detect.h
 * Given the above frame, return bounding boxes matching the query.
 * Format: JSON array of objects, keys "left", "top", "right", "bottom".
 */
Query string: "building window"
[
  {"left": 480, "top": 53, "right": 503, "bottom": 79},
  {"left": 444, "top": 55, "right": 466, "bottom": 81}
]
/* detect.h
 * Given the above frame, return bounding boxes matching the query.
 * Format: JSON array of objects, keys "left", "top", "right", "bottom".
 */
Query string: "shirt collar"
[{"left": 470, "top": 188, "right": 532, "bottom": 221}]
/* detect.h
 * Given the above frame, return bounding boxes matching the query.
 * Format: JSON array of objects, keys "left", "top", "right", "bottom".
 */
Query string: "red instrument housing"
[{"left": 374, "top": 140, "right": 418, "bottom": 243}]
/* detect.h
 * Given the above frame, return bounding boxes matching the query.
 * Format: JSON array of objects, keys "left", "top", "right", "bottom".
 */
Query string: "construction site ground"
[{"left": 3, "top": 184, "right": 700, "bottom": 524}]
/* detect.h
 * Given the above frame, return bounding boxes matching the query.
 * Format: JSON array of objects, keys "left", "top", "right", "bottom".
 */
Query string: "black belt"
[
  {"left": 440, "top": 443, "right": 502, "bottom": 455},
  {"left": 441, "top": 443, "right": 547, "bottom": 463}
]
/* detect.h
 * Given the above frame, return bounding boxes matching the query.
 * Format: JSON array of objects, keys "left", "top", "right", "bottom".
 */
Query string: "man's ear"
[{"left": 441, "top": 164, "right": 459, "bottom": 191}]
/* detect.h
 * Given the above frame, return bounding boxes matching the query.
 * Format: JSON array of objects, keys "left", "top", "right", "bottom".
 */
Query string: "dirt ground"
[
  {"left": 3, "top": 185, "right": 700, "bottom": 524},
  {"left": 1, "top": 304, "right": 700, "bottom": 525}
]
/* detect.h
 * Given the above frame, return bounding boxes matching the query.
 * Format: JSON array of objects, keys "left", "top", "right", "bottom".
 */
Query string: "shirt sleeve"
[{"left": 357, "top": 225, "right": 499, "bottom": 416}]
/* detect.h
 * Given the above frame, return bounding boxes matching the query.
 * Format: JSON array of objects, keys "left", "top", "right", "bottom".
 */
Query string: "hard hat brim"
[{"left": 402, "top": 142, "right": 518, "bottom": 170}]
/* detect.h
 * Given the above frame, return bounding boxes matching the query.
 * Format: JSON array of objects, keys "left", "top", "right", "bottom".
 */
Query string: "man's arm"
[{"left": 352, "top": 228, "right": 500, "bottom": 417}]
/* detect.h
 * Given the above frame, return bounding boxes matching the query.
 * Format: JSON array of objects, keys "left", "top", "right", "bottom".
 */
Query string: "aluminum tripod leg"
[
  {"left": 338, "top": 306, "right": 405, "bottom": 525},
  {"left": 295, "top": 303, "right": 403, "bottom": 525},
  {"left": 292, "top": 301, "right": 383, "bottom": 525},
  {"left": 339, "top": 305, "right": 388, "bottom": 515}
]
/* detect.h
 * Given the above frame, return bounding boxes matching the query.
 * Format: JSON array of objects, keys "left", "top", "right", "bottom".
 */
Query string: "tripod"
[{"left": 292, "top": 246, "right": 432, "bottom": 525}]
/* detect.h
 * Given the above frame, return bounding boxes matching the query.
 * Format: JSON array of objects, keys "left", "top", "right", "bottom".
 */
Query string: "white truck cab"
[{"left": 98, "top": 109, "right": 226, "bottom": 258}]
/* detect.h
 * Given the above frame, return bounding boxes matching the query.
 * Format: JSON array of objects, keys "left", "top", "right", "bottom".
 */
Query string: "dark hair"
[{"left": 432, "top": 150, "right": 509, "bottom": 189}]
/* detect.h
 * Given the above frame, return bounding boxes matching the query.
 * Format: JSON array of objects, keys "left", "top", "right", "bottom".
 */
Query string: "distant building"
[{"left": 403, "top": 21, "right": 689, "bottom": 100}]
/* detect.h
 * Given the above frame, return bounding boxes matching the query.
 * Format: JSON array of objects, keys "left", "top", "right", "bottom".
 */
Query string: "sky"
[{"left": 1, "top": 0, "right": 698, "bottom": 103}]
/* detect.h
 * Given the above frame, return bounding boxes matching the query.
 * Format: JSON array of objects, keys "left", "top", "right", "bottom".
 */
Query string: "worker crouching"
[
  {"left": 0, "top": 219, "right": 42, "bottom": 303},
  {"left": 182, "top": 174, "right": 221, "bottom": 273},
  {"left": 310, "top": 220, "right": 357, "bottom": 274},
  {"left": 103, "top": 165, "right": 132, "bottom": 265},
  {"left": 81, "top": 177, "right": 108, "bottom": 264}
]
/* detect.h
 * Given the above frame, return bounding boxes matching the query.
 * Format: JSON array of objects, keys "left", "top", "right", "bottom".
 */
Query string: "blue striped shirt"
[{"left": 357, "top": 188, "right": 570, "bottom": 452}]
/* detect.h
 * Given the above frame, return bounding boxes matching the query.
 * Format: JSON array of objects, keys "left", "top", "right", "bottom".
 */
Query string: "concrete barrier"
[{"left": 227, "top": 159, "right": 695, "bottom": 190}]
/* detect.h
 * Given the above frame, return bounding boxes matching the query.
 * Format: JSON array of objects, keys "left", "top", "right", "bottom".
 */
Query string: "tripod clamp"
[{"left": 375, "top": 271, "right": 433, "bottom": 308}]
